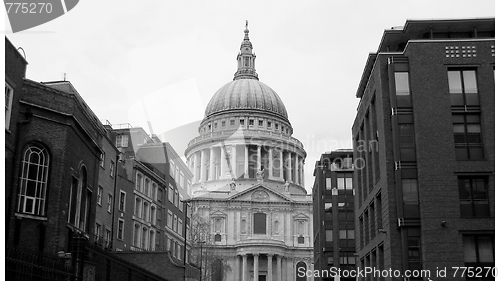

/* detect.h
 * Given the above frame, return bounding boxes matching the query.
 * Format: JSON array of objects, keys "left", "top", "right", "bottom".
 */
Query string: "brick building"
[
  {"left": 5, "top": 37, "right": 198, "bottom": 281},
  {"left": 109, "top": 125, "right": 194, "bottom": 263},
  {"left": 5, "top": 37, "right": 28, "bottom": 237},
  {"left": 352, "top": 18, "right": 495, "bottom": 281},
  {"left": 312, "top": 150, "right": 355, "bottom": 281},
  {"left": 6, "top": 77, "right": 106, "bottom": 256},
  {"left": 41, "top": 81, "right": 122, "bottom": 252}
]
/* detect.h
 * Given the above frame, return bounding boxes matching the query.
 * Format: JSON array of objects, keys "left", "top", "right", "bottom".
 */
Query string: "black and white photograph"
[{"left": 4, "top": 1, "right": 496, "bottom": 280}]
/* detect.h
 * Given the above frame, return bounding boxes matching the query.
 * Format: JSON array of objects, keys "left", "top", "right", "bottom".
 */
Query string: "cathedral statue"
[
  {"left": 284, "top": 181, "right": 290, "bottom": 192},
  {"left": 256, "top": 167, "right": 264, "bottom": 182},
  {"left": 230, "top": 178, "right": 236, "bottom": 191}
]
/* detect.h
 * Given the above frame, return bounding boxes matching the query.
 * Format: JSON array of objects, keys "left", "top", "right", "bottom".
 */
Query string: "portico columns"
[
  {"left": 244, "top": 145, "right": 249, "bottom": 178},
  {"left": 253, "top": 254, "right": 259, "bottom": 281},
  {"left": 276, "top": 255, "right": 282, "bottom": 281},
  {"left": 242, "top": 254, "right": 247, "bottom": 281},
  {"left": 209, "top": 147, "right": 215, "bottom": 181},
  {"left": 267, "top": 254, "right": 273, "bottom": 281}
]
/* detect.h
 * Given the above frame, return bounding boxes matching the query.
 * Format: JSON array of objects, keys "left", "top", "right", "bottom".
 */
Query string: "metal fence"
[
  {"left": 85, "top": 243, "right": 169, "bottom": 281},
  {"left": 6, "top": 246, "right": 74, "bottom": 281},
  {"left": 6, "top": 237, "right": 172, "bottom": 281}
]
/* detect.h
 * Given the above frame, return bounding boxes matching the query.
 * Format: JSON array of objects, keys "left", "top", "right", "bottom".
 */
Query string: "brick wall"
[{"left": 113, "top": 251, "right": 200, "bottom": 281}]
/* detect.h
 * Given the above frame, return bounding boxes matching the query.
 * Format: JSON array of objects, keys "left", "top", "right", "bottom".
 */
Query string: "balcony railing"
[{"left": 187, "top": 129, "right": 304, "bottom": 148}]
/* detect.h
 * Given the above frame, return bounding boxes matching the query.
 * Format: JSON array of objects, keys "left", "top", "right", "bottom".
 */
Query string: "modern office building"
[
  {"left": 352, "top": 18, "right": 495, "bottom": 281},
  {"left": 185, "top": 24, "right": 314, "bottom": 281},
  {"left": 312, "top": 150, "right": 356, "bottom": 281}
]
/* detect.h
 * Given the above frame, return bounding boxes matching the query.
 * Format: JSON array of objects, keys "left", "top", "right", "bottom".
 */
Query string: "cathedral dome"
[
  {"left": 185, "top": 21, "right": 307, "bottom": 197},
  {"left": 204, "top": 78, "right": 288, "bottom": 120}
]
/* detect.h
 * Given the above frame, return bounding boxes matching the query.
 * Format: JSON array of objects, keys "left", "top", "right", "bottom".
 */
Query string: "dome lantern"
[{"left": 234, "top": 20, "right": 258, "bottom": 80}]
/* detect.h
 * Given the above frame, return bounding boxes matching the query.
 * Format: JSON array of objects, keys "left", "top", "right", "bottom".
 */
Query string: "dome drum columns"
[{"left": 187, "top": 143, "right": 305, "bottom": 188}]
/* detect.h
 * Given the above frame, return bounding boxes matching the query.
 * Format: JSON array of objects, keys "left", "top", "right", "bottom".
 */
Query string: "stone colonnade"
[
  {"left": 188, "top": 143, "right": 305, "bottom": 186},
  {"left": 232, "top": 253, "right": 312, "bottom": 281}
]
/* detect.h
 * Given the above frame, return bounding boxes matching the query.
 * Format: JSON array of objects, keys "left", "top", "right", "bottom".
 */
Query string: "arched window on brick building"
[{"left": 18, "top": 143, "right": 50, "bottom": 216}]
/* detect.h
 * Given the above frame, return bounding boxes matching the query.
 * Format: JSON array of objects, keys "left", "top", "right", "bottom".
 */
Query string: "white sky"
[{"left": 4, "top": 0, "right": 495, "bottom": 192}]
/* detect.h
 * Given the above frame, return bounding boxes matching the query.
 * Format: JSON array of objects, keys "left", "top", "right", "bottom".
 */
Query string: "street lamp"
[
  {"left": 197, "top": 241, "right": 206, "bottom": 281},
  {"left": 181, "top": 199, "right": 190, "bottom": 281}
]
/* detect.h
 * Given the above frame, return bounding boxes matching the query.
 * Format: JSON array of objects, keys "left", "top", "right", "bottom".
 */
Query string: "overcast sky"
[{"left": 4, "top": 0, "right": 495, "bottom": 192}]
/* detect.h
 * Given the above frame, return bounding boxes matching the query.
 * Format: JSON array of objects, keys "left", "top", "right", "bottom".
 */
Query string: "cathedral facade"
[{"left": 185, "top": 24, "right": 314, "bottom": 281}]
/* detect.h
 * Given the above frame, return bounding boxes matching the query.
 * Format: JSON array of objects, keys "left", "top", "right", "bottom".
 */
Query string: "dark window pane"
[
  {"left": 458, "top": 177, "right": 490, "bottom": 217},
  {"left": 455, "top": 147, "right": 468, "bottom": 160},
  {"left": 477, "top": 236, "right": 494, "bottom": 262},
  {"left": 474, "top": 203, "right": 490, "bottom": 217},
  {"left": 450, "top": 94, "right": 464, "bottom": 106},
  {"left": 402, "top": 179, "right": 418, "bottom": 203},
  {"left": 463, "top": 235, "right": 476, "bottom": 262},
  {"left": 408, "top": 262, "right": 422, "bottom": 271},
  {"left": 467, "top": 114, "right": 481, "bottom": 123},
  {"left": 469, "top": 147, "right": 484, "bottom": 160},
  {"left": 298, "top": 236, "right": 304, "bottom": 244},
  {"left": 467, "top": 133, "right": 482, "bottom": 144},
  {"left": 472, "top": 179, "right": 487, "bottom": 199},
  {"left": 25, "top": 198, "right": 34, "bottom": 214},
  {"left": 399, "top": 124, "right": 415, "bottom": 146},
  {"left": 460, "top": 203, "right": 474, "bottom": 217},
  {"left": 465, "top": 93, "right": 480, "bottom": 106},
  {"left": 253, "top": 213, "right": 266, "bottom": 234}
]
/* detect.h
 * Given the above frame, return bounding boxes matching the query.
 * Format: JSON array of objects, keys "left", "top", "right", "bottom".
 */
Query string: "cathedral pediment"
[
  {"left": 210, "top": 210, "right": 227, "bottom": 217},
  {"left": 293, "top": 212, "right": 310, "bottom": 220},
  {"left": 227, "top": 183, "right": 293, "bottom": 203}
]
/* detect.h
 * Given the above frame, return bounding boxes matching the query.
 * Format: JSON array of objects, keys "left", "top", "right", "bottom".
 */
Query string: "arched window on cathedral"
[
  {"left": 296, "top": 261, "right": 307, "bottom": 281},
  {"left": 298, "top": 235, "right": 305, "bottom": 244},
  {"left": 214, "top": 233, "right": 221, "bottom": 242},
  {"left": 211, "top": 258, "right": 224, "bottom": 281},
  {"left": 18, "top": 143, "right": 50, "bottom": 216},
  {"left": 253, "top": 213, "right": 266, "bottom": 234},
  {"left": 297, "top": 220, "right": 305, "bottom": 244}
]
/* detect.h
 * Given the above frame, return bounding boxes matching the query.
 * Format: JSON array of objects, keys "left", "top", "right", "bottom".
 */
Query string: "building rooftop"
[{"left": 356, "top": 17, "right": 495, "bottom": 99}]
